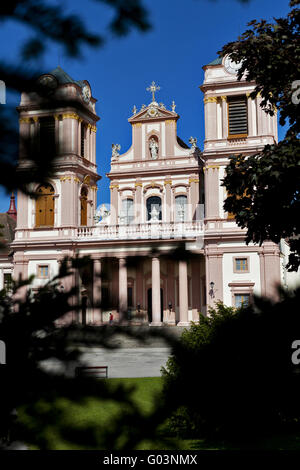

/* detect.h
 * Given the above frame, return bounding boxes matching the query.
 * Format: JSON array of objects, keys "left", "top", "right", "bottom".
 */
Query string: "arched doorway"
[
  {"left": 147, "top": 288, "right": 163, "bottom": 323},
  {"left": 80, "top": 187, "right": 88, "bottom": 226},
  {"left": 36, "top": 183, "right": 54, "bottom": 227}
]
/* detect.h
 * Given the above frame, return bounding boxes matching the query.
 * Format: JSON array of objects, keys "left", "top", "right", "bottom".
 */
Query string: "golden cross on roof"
[{"left": 146, "top": 81, "right": 160, "bottom": 102}]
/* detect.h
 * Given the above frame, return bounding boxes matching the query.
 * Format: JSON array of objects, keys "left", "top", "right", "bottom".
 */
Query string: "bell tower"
[
  {"left": 16, "top": 66, "right": 100, "bottom": 231},
  {"left": 201, "top": 56, "right": 280, "bottom": 306}
]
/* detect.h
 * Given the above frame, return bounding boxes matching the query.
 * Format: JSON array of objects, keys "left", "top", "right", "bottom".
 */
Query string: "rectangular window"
[
  {"left": 3, "top": 273, "right": 12, "bottom": 292},
  {"left": 121, "top": 198, "right": 134, "bottom": 225},
  {"left": 175, "top": 195, "right": 188, "bottom": 222},
  {"left": 228, "top": 96, "right": 248, "bottom": 138},
  {"left": 39, "top": 117, "right": 55, "bottom": 157},
  {"left": 234, "top": 294, "right": 250, "bottom": 308},
  {"left": 235, "top": 258, "right": 248, "bottom": 272},
  {"left": 128, "top": 287, "right": 133, "bottom": 308},
  {"left": 38, "top": 265, "right": 49, "bottom": 279}
]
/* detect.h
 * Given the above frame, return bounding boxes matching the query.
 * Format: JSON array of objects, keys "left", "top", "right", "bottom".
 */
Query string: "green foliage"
[
  {"left": 162, "top": 291, "right": 300, "bottom": 441},
  {"left": 220, "top": 0, "right": 300, "bottom": 270}
]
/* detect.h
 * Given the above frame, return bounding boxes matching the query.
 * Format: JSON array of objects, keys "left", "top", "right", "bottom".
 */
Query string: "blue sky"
[{"left": 0, "top": 0, "right": 291, "bottom": 212}]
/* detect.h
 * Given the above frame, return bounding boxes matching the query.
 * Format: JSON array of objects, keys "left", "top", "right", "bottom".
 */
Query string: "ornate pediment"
[
  {"left": 129, "top": 81, "right": 178, "bottom": 123},
  {"left": 129, "top": 103, "right": 178, "bottom": 123}
]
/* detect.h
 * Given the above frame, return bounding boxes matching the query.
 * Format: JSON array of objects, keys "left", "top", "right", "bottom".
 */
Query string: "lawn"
[
  {"left": 18, "top": 377, "right": 300, "bottom": 450},
  {"left": 18, "top": 377, "right": 175, "bottom": 450}
]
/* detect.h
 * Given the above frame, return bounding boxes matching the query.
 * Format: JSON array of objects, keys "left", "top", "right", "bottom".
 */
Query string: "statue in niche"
[
  {"left": 149, "top": 137, "right": 159, "bottom": 160},
  {"left": 150, "top": 205, "right": 159, "bottom": 222}
]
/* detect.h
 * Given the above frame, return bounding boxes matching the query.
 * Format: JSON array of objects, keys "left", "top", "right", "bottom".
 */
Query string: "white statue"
[
  {"left": 149, "top": 138, "right": 159, "bottom": 159},
  {"left": 111, "top": 143, "right": 121, "bottom": 159},
  {"left": 159, "top": 102, "right": 166, "bottom": 110},
  {"left": 150, "top": 205, "right": 159, "bottom": 222},
  {"left": 189, "top": 136, "right": 197, "bottom": 150},
  {"left": 95, "top": 204, "right": 110, "bottom": 224},
  {"left": 171, "top": 100, "right": 176, "bottom": 112},
  {"left": 132, "top": 105, "right": 137, "bottom": 115}
]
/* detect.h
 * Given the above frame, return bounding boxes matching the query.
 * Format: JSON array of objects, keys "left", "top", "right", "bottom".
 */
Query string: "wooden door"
[
  {"left": 36, "top": 184, "right": 54, "bottom": 227},
  {"left": 80, "top": 188, "right": 88, "bottom": 226}
]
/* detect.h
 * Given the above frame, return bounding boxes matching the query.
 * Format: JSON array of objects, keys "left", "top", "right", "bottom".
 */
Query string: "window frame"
[
  {"left": 227, "top": 95, "right": 248, "bottom": 139},
  {"left": 234, "top": 293, "right": 250, "bottom": 308},
  {"left": 175, "top": 194, "right": 188, "bottom": 222},
  {"left": 228, "top": 281, "right": 254, "bottom": 308},
  {"left": 233, "top": 257, "right": 250, "bottom": 273},
  {"left": 37, "top": 264, "right": 50, "bottom": 279},
  {"left": 121, "top": 197, "right": 135, "bottom": 225},
  {"left": 146, "top": 195, "right": 162, "bottom": 221}
]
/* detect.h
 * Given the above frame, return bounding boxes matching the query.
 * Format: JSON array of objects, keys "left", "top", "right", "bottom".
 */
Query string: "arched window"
[
  {"left": 80, "top": 187, "right": 88, "bottom": 226},
  {"left": 36, "top": 184, "right": 55, "bottom": 227},
  {"left": 175, "top": 195, "right": 187, "bottom": 221},
  {"left": 121, "top": 198, "right": 134, "bottom": 225},
  {"left": 147, "top": 196, "right": 162, "bottom": 221}
]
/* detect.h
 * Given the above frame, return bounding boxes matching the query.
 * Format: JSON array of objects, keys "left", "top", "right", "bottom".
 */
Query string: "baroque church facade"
[{"left": 6, "top": 57, "right": 295, "bottom": 325}]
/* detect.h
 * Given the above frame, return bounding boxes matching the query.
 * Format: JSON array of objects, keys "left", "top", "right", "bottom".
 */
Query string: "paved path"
[
  {"left": 81, "top": 347, "right": 171, "bottom": 378},
  {"left": 41, "top": 347, "right": 172, "bottom": 378}
]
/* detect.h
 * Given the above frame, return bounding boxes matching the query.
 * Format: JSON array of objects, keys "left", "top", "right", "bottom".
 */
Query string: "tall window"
[
  {"left": 80, "top": 122, "right": 86, "bottom": 157},
  {"left": 228, "top": 96, "right": 248, "bottom": 138},
  {"left": 39, "top": 116, "right": 55, "bottom": 157},
  {"left": 121, "top": 198, "right": 134, "bottom": 225},
  {"left": 36, "top": 183, "right": 55, "bottom": 227},
  {"left": 175, "top": 195, "right": 187, "bottom": 221},
  {"left": 3, "top": 273, "right": 12, "bottom": 292},
  {"left": 146, "top": 196, "right": 162, "bottom": 221},
  {"left": 80, "top": 187, "right": 88, "bottom": 226}
]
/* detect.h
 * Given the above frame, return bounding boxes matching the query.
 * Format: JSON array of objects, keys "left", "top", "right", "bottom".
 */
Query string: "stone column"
[
  {"left": 221, "top": 96, "right": 227, "bottom": 139},
  {"left": 119, "top": 257, "right": 128, "bottom": 321},
  {"left": 178, "top": 259, "right": 189, "bottom": 326},
  {"left": 205, "top": 244, "right": 223, "bottom": 308},
  {"left": 93, "top": 259, "right": 102, "bottom": 324},
  {"left": 204, "top": 166, "right": 219, "bottom": 219},
  {"left": 150, "top": 257, "right": 162, "bottom": 326},
  {"left": 247, "top": 94, "right": 254, "bottom": 137},
  {"left": 19, "top": 117, "right": 31, "bottom": 160},
  {"left": 135, "top": 181, "right": 142, "bottom": 223},
  {"left": 260, "top": 242, "right": 281, "bottom": 300},
  {"left": 164, "top": 179, "right": 172, "bottom": 222},
  {"left": 204, "top": 97, "right": 218, "bottom": 141},
  {"left": 110, "top": 183, "right": 119, "bottom": 224},
  {"left": 189, "top": 176, "right": 199, "bottom": 220}
]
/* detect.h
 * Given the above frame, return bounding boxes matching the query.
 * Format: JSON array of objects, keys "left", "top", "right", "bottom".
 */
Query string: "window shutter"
[
  {"left": 40, "top": 117, "right": 55, "bottom": 156},
  {"left": 228, "top": 97, "right": 248, "bottom": 137}
]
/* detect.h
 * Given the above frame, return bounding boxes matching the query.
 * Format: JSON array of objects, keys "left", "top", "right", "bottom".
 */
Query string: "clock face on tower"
[
  {"left": 224, "top": 55, "right": 242, "bottom": 75},
  {"left": 82, "top": 85, "right": 91, "bottom": 103}
]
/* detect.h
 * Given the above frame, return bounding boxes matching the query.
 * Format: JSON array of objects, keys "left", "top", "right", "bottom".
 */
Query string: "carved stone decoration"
[
  {"left": 147, "top": 105, "right": 158, "bottom": 118},
  {"left": 149, "top": 137, "right": 159, "bottom": 160},
  {"left": 171, "top": 100, "right": 176, "bottom": 112},
  {"left": 111, "top": 143, "right": 121, "bottom": 160},
  {"left": 132, "top": 105, "right": 137, "bottom": 115}
]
